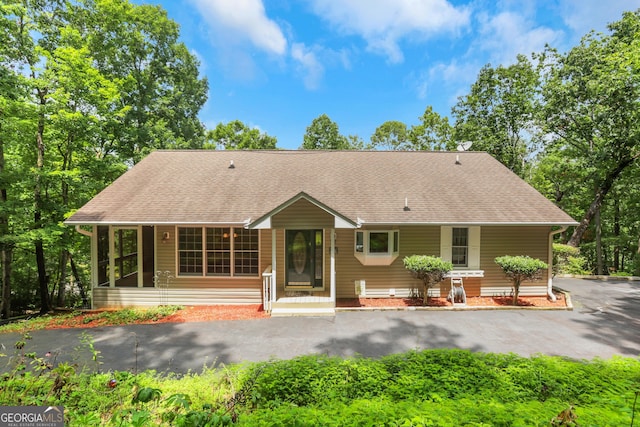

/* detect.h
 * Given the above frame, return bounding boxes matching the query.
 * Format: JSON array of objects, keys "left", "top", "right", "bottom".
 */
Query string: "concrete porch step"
[{"left": 270, "top": 307, "right": 336, "bottom": 317}]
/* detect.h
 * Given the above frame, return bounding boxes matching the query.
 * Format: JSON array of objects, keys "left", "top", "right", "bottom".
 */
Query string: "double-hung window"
[
  {"left": 354, "top": 230, "right": 400, "bottom": 265},
  {"left": 451, "top": 228, "right": 468, "bottom": 267},
  {"left": 178, "top": 227, "right": 259, "bottom": 277},
  {"left": 440, "top": 226, "right": 481, "bottom": 270}
]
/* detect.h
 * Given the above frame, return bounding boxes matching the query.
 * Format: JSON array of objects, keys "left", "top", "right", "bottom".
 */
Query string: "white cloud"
[
  {"left": 475, "top": 11, "right": 563, "bottom": 66},
  {"left": 559, "top": 0, "right": 640, "bottom": 39},
  {"left": 189, "top": 0, "right": 287, "bottom": 55},
  {"left": 291, "top": 43, "right": 324, "bottom": 90},
  {"left": 309, "top": 0, "right": 470, "bottom": 63}
]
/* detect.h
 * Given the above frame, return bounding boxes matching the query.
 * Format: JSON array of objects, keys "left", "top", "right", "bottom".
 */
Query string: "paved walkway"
[{"left": 1, "top": 278, "right": 638, "bottom": 374}]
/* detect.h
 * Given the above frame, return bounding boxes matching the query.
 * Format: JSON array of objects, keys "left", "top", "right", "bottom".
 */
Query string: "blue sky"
[{"left": 138, "top": 0, "right": 640, "bottom": 149}]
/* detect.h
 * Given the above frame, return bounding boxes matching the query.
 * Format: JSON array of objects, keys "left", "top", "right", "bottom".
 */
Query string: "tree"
[
  {"left": 84, "top": 0, "right": 208, "bottom": 162},
  {"left": 370, "top": 120, "right": 409, "bottom": 150},
  {"left": 403, "top": 255, "right": 452, "bottom": 305},
  {"left": 408, "top": 106, "right": 453, "bottom": 151},
  {"left": 0, "top": 0, "right": 209, "bottom": 315},
  {"left": 494, "top": 256, "right": 547, "bottom": 305},
  {"left": 452, "top": 55, "right": 540, "bottom": 177},
  {"left": 301, "top": 114, "right": 349, "bottom": 150},
  {"left": 540, "top": 11, "right": 640, "bottom": 247},
  {"left": 207, "top": 120, "right": 277, "bottom": 150}
]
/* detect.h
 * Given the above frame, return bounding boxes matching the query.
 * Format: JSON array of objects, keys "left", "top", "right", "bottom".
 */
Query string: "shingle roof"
[{"left": 65, "top": 150, "right": 577, "bottom": 226}]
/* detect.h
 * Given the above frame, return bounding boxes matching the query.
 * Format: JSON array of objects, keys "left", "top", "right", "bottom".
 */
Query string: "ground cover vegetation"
[
  {"left": 1, "top": 336, "right": 638, "bottom": 426},
  {"left": 0, "top": 1, "right": 639, "bottom": 316}
]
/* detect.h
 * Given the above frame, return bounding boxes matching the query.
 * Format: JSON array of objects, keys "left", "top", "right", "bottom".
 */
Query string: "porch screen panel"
[
  {"left": 179, "top": 227, "right": 203, "bottom": 275},
  {"left": 97, "top": 226, "right": 109, "bottom": 286},
  {"left": 234, "top": 229, "right": 259, "bottom": 276},
  {"left": 206, "top": 227, "right": 231, "bottom": 276}
]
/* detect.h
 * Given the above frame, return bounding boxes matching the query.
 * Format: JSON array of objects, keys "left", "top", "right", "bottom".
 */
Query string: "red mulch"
[
  {"left": 39, "top": 294, "right": 566, "bottom": 330},
  {"left": 336, "top": 293, "right": 566, "bottom": 308}
]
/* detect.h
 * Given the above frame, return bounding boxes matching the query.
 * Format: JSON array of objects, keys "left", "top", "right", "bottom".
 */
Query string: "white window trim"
[
  {"left": 354, "top": 230, "right": 399, "bottom": 266},
  {"left": 440, "top": 226, "right": 480, "bottom": 270},
  {"left": 176, "top": 226, "right": 260, "bottom": 278}
]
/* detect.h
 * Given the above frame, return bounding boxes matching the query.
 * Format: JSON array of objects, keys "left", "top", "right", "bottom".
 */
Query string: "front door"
[{"left": 286, "top": 229, "right": 323, "bottom": 288}]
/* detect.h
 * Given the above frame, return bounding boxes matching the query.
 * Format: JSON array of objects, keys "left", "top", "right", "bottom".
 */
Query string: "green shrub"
[
  {"left": 495, "top": 256, "right": 548, "bottom": 305},
  {"left": 403, "top": 255, "right": 452, "bottom": 304},
  {"left": 553, "top": 244, "right": 589, "bottom": 275}
]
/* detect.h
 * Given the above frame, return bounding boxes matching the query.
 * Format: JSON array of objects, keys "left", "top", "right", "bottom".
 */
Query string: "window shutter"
[
  {"left": 440, "top": 226, "right": 452, "bottom": 262},
  {"left": 468, "top": 226, "right": 481, "bottom": 269}
]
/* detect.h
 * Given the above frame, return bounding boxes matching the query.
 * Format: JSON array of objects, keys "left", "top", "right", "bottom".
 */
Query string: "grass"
[{"left": 0, "top": 305, "right": 183, "bottom": 334}]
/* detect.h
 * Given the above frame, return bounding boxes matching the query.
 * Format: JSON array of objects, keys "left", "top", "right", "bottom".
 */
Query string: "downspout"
[
  {"left": 547, "top": 225, "right": 568, "bottom": 301},
  {"left": 75, "top": 225, "right": 92, "bottom": 237}
]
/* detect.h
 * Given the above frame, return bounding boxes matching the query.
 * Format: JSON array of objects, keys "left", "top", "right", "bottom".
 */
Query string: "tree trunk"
[
  {"left": 69, "top": 254, "right": 89, "bottom": 308},
  {"left": 35, "top": 90, "right": 50, "bottom": 314},
  {"left": 595, "top": 208, "right": 604, "bottom": 275},
  {"left": 613, "top": 195, "right": 620, "bottom": 272},
  {"left": 1, "top": 247, "right": 11, "bottom": 319},
  {"left": 512, "top": 277, "right": 521, "bottom": 306},
  {"left": 0, "top": 118, "right": 11, "bottom": 319},
  {"left": 55, "top": 250, "right": 68, "bottom": 307},
  {"left": 568, "top": 157, "right": 637, "bottom": 247}
]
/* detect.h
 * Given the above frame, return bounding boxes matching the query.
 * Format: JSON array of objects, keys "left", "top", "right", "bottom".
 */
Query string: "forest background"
[{"left": 1, "top": 0, "right": 639, "bottom": 317}]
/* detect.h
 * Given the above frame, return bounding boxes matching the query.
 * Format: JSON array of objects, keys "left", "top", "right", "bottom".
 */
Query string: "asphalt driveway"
[{"left": 1, "top": 278, "right": 638, "bottom": 374}]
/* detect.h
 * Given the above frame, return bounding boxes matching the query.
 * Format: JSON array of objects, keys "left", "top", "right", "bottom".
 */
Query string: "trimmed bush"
[
  {"left": 495, "top": 255, "right": 548, "bottom": 305},
  {"left": 403, "top": 255, "right": 452, "bottom": 305}
]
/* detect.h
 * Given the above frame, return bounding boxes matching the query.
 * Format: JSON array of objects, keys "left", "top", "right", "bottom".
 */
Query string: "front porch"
[{"left": 262, "top": 265, "right": 336, "bottom": 316}]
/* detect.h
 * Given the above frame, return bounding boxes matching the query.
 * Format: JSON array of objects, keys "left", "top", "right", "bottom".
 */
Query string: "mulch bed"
[
  {"left": 31, "top": 293, "right": 566, "bottom": 330},
  {"left": 336, "top": 293, "right": 566, "bottom": 308}
]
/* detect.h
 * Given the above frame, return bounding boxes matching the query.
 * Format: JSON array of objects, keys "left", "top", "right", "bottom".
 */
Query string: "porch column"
[
  {"left": 271, "top": 229, "right": 277, "bottom": 302},
  {"left": 330, "top": 228, "right": 336, "bottom": 302}
]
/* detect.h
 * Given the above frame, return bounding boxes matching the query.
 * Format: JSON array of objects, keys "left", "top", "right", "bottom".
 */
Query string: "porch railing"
[{"left": 262, "top": 265, "right": 274, "bottom": 312}]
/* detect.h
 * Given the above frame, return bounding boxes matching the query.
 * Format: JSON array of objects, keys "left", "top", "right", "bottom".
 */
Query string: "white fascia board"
[
  {"left": 359, "top": 221, "right": 578, "bottom": 227},
  {"left": 64, "top": 220, "right": 249, "bottom": 226}
]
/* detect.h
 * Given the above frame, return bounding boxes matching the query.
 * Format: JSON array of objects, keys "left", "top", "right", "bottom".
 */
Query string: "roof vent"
[
  {"left": 228, "top": 160, "right": 235, "bottom": 169},
  {"left": 403, "top": 197, "right": 410, "bottom": 211},
  {"left": 455, "top": 155, "right": 461, "bottom": 165}
]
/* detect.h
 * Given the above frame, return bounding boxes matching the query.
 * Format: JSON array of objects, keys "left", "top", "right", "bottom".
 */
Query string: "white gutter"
[
  {"left": 547, "top": 225, "right": 569, "bottom": 301},
  {"left": 75, "top": 225, "right": 93, "bottom": 237}
]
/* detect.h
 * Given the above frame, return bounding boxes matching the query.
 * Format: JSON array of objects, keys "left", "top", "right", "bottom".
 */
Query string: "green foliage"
[
  {"left": 301, "top": 114, "right": 350, "bottom": 150},
  {"left": 79, "top": 305, "right": 183, "bottom": 325},
  {"left": 494, "top": 256, "right": 548, "bottom": 304},
  {"left": 495, "top": 256, "right": 548, "bottom": 278},
  {"left": 207, "top": 120, "right": 277, "bottom": 150},
  {"left": 0, "top": 306, "right": 183, "bottom": 334},
  {"left": 403, "top": 255, "right": 452, "bottom": 304},
  {"left": 553, "top": 244, "right": 590, "bottom": 275},
  {"left": 1, "top": 338, "right": 639, "bottom": 426},
  {"left": 453, "top": 55, "right": 540, "bottom": 177}
]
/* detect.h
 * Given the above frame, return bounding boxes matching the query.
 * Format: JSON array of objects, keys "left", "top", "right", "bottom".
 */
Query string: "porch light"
[{"left": 162, "top": 231, "right": 170, "bottom": 243}]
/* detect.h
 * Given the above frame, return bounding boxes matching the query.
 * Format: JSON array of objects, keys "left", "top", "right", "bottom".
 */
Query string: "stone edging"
[
  {"left": 556, "top": 274, "right": 640, "bottom": 281},
  {"left": 335, "top": 286, "right": 573, "bottom": 313}
]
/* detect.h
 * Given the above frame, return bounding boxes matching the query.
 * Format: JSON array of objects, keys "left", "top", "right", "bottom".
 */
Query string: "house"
[{"left": 65, "top": 150, "right": 577, "bottom": 315}]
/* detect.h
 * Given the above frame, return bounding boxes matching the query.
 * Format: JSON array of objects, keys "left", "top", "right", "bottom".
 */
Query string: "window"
[
  {"left": 179, "top": 228, "right": 203, "bottom": 276},
  {"left": 440, "top": 226, "right": 481, "bottom": 270},
  {"left": 233, "top": 228, "right": 259, "bottom": 276},
  {"left": 354, "top": 230, "right": 400, "bottom": 266},
  {"left": 452, "top": 228, "right": 468, "bottom": 267},
  {"left": 179, "top": 227, "right": 259, "bottom": 277}
]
